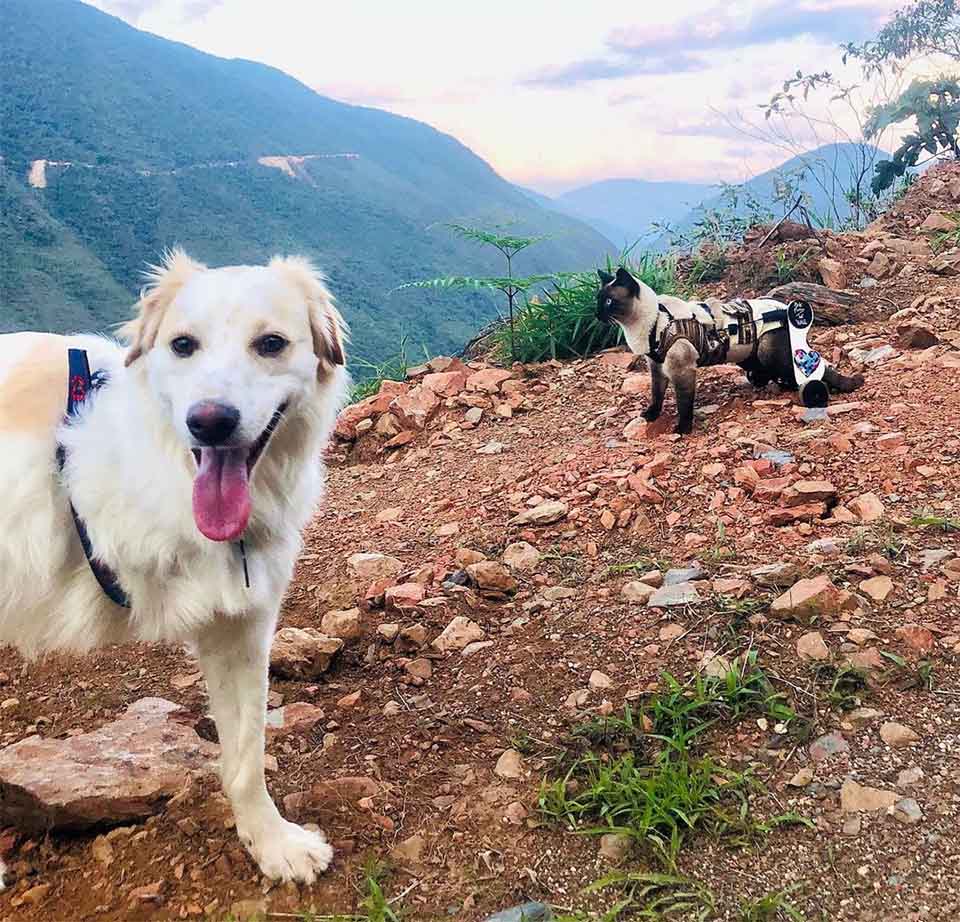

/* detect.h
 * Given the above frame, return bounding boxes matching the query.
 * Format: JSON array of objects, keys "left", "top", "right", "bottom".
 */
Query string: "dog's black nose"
[{"left": 187, "top": 401, "right": 241, "bottom": 445}]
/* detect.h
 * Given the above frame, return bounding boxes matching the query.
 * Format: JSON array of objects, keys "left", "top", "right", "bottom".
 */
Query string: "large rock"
[
  {"left": 389, "top": 386, "right": 441, "bottom": 431},
  {"left": 771, "top": 574, "right": 852, "bottom": 621},
  {"left": 920, "top": 211, "right": 957, "bottom": 233},
  {"left": 880, "top": 721, "right": 920, "bottom": 748},
  {"left": 265, "top": 702, "right": 326, "bottom": 737},
  {"left": 320, "top": 608, "right": 363, "bottom": 641},
  {"left": 270, "top": 627, "right": 343, "bottom": 678},
  {"left": 781, "top": 480, "right": 837, "bottom": 507},
  {"left": 848, "top": 492, "right": 884, "bottom": 523},
  {"left": 466, "top": 368, "right": 513, "bottom": 393},
  {"left": 897, "top": 322, "right": 939, "bottom": 349},
  {"left": 841, "top": 779, "right": 898, "bottom": 813},
  {"left": 510, "top": 500, "right": 568, "bottom": 526},
  {"left": 503, "top": 541, "right": 542, "bottom": 572},
  {"left": 818, "top": 257, "right": 847, "bottom": 289},
  {"left": 0, "top": 699, "right": 217, "bottom": 833},
  {"left": 347, "top": 552, "right": 404, "bottom": 582},
  {"left": 867, "top": 251, "right": 894, "bottom": 279},
  {"left": 647, "top": 583, "right": 702, "bottom": 607},
  {"left": 421, "top": 370, "right": 469, "bottom": 397},
  {"left": 432, "top": 616, "right": 485, "bottom": 652},
  {"left": 466, "top": 561, "right": 518, "bottom": 596}
]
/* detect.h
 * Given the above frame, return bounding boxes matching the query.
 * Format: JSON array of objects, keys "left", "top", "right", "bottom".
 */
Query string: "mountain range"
[
  {"left": 0, "top": 0, "right": 612, "bottom": 364},
  {"left": 538, "top": 143, "right": 891, "bottom": 250}
]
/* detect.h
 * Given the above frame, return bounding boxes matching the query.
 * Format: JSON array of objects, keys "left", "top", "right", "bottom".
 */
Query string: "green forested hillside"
[{"left": 0, "top": 0, "right": 612, "bottom": 361}]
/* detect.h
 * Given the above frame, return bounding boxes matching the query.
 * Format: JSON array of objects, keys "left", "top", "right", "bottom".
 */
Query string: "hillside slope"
[
  {"left": 2, "top": 165, "right": 960, "bottom": 921},
  {"left": 0, "top": 0, "right": 612, "bottom": 360}
]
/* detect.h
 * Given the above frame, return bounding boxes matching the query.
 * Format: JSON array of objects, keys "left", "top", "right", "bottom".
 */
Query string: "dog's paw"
[
  {"left": 642, "top": 406, "right": 661, "bottom": 422},
  {"left": 244, "top": 819, "right": 333, "bottom": 884},
  {"left": 675, "top": 423, "right": 693, "bottom": 436}
]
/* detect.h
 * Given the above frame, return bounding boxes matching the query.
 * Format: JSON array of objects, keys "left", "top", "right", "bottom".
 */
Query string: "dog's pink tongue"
[{"left": 192, "top": 447, "right": 251, "bottom": 542}]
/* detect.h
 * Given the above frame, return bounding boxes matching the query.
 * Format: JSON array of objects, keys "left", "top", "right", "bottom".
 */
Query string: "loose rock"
[
  {"left": 270, "top": 628, "right": 343, "bottom": 679},
  {"left": 503, "top": 541, "right": 542, "bottom": 572},
  {"left": 0, "top": 699, "right": 217, "bottom": 832},
  {"left": 433, "top": 617, "right": 485, "bottom": 652},
  {"left": 880, "top": 721, "right": 920, "bottom": 748}
]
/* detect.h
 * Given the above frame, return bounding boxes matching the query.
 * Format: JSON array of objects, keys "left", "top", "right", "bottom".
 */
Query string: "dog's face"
[
  {"left": 596, "top": 267, "right": 640, "bottom": 325},
  {"left": 122, "top": 250, "right": 346, "bottom": 542}
]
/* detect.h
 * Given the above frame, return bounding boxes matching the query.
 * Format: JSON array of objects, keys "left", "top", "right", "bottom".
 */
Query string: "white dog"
[{"left": 0, "top": 249, "right": 348, "bottom": 888}]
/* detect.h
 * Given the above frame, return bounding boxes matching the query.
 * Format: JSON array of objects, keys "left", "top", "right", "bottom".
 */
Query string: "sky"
[{"left": 86, "top": 0, "right": 904, "bottom": 194}]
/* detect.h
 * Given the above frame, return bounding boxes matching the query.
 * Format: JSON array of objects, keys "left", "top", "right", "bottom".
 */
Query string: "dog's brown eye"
[
  {"left": 171, "top": 335, "right": 198, "bottom": 357},
  {"left": 254, "top": 334, "right": 288, "bottom": 357}
]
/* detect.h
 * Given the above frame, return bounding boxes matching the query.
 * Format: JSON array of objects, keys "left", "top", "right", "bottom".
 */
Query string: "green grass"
[
  {"left": 879, "top": 652, "right": 935, "bottom": 692},
  {"left": 490, "top": 252, "right": 677, "bottom": 364},
  {"left": 931, "top": 212, "right": 960, "bottom": 251},
  {"left": 647, "top": 654, "right": 795, "bottom": 739},
  {"left": 540, "top": 655, "right": 804, "bottom": 866},
  {"left": 909, "top": 511, "right": 960, "bottom": 532},
  {"left": 814, "top": 663, "right": 869, "bottom": 712},
  {"left": 555, "top": 872, "right": 716, "bottom": 922},
  {"left": 738, "top": 887, "right": 805, "bottom": 921},
  {"left": 603, "top": 557, "right": 669, "bottom": 578},
  {"left": 686, "top": 247, "right": 728, "bottom": 285},
  {"left": 539, "top": 748, "right": 756, "bottom": 863},
  {"left": 571, "top": 703, "right": 647, "bottom": 751},
  {"left": 772, "top": 246, "right": 816, "bottom": 285},
  {"left": 349, "top": 335, "right": 421, "bottom": 402}
]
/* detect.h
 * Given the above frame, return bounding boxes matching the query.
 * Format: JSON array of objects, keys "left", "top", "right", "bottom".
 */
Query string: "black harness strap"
[
  {"left": 648, "top": 303, "right": 729, "bottom": 367},
  {"left": 56, "top": 349, "right": 131, "bottom": 609}
]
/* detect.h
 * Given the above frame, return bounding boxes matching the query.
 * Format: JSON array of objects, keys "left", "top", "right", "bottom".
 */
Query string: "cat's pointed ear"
[
  {"left": 615, "top": 266, "right": 640, "bottom": 295},
  {"left": 597, "top": 268, "right": 615, "bottom": 285}
]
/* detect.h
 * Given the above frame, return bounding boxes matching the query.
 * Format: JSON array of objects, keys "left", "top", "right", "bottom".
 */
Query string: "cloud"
[
  {"left": 609, "top": 1, "right": 889, "bottom": 57},
  {"left": 92, "top": 0, "right": 220, "bottom": 22},
  {"left": 525, "top": 0, "right": 893, "bottom": 88},
  {"left": 660, "top": 114, "right": 750, "bottom": 141},
  {"left": 526, "top": 51, "right": 708, "bottom": 88}
]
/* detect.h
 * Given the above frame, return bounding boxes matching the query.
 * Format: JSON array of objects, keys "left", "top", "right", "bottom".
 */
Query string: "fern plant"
[{"left": 395, "top": 223, "right": 552, "bottom": 363}]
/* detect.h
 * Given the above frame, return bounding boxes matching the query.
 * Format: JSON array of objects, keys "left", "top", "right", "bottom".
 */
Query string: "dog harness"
[
  {"left": 647, "top": 299, "right": 787, "bottom": 367},
  {"left": 56, "top": 349, "right": 131, "bottom": 608}
]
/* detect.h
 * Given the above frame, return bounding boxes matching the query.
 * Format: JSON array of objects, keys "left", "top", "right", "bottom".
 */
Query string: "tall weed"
[{"left": 491, "top": 253, "right": 677, "bottom": 363}]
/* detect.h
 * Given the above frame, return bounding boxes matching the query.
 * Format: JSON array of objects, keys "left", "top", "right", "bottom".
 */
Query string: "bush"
[{"left": 490, "top": 253, "right": 677, "bottom": 364}]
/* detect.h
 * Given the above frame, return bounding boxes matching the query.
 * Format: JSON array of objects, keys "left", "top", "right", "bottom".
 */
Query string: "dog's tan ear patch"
[
  {"left": 270, "top": 256, "right": 348, "bottom": 376},
  {"left": 120, "top": 248, "right": 205, "bottom": 366}
]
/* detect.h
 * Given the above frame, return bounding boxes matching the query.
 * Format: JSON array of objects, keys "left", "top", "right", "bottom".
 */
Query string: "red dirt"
[{"left": 2, "top": 166, "right": 960, "bottom": 922}]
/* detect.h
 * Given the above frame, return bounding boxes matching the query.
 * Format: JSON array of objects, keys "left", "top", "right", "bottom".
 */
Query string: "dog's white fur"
[{"left": 0, "top": 250, "right": 348, "bottom": 888}]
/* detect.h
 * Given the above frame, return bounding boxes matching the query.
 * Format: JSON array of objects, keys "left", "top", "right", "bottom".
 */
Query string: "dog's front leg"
[
  {"left": 194, "top": 612, "right": 332, "bottom": 883},
  {"left": 643, "top": 359, "right": 668, "bottom": 421}
]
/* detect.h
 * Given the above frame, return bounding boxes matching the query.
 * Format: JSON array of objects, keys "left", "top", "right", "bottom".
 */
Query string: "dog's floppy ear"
[
  {"left": 270, "top": 256, "right": 347, "bottom": 376},
  {"left": 614, "top": 265, "right": 640, "bottom": 296},
  {"left": 121, "top": 248, "right": 205, "bottom": 366},
  {"left": 597, "top": 268, "right": 615, "bottom": 285}
]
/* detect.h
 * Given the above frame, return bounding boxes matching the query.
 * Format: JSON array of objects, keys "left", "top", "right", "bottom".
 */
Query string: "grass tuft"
[
  {"left": 738, "top": 886, "right": 806, "bottom": 921},
  {"left": 540, "top": 654, "right": 804, "bottom": 866},
  {"left": 349, "top": 335, "right": 420, "bottom": 403},
  {"left": 491, "top": 253, "right": 677, "bottom": 364},
  {"left": 909, "top": 511, "right": 960, "bottom": 532}
]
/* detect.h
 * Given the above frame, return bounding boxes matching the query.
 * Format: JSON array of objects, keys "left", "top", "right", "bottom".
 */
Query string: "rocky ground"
[{"left": 2, "top": 167, "right": 960, "bottom": 922}]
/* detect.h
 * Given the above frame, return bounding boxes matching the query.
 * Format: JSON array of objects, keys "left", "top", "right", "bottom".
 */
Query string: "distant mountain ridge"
[
  {"left": 552, "top": 178, "right": 711, "bottom": 248},
  {"left": 538, "top": 143, "right": 891, "bottom": 253},
  {"left": 0, "top": 0, "right": 612, "bottom": 363}
]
